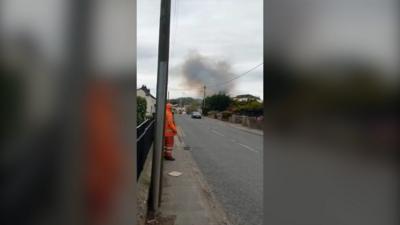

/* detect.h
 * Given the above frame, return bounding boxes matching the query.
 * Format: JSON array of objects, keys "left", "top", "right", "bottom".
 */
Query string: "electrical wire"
[
  {"left": 206, "top": 62, "right": 263, "bottom": 88},
  {"left": 168, "top": 62, "right": 263, "bottom": 92}
]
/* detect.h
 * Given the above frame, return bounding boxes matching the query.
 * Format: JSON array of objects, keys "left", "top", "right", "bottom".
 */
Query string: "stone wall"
[{"left": 216, "top": 114, "right": 263, "bottom": 130}]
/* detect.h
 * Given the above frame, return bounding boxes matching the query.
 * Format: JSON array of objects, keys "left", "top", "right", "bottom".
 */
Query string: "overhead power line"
[
  {"left": 168, "top": 62, "right": 263, "bottom": 91},
  {"left": 206, "top": 62, "right": 263, "bottom": 88}
]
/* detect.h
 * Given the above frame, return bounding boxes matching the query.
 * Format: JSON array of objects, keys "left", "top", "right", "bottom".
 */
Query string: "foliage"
[
  {"left": 233, "top": 100, "right": 263, "bottom": 116},
  {"left": 204, "top": 92, "right": 232, "bottom": 113},
  {"left": 221, "top": 111, "right": 233, "bottom": 120},
  {"left": 137, "top": 96, "right": 147, "bottom": 125}
]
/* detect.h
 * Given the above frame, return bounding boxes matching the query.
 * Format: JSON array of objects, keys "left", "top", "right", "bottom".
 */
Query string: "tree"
[
  {"left": 137, "top": 96, "right": 147, "bottom": 125},
  {"left": 234, "top": 100, "right": 263, "bottom": 116},
  {"left": 204, "top": 92, "right": 232, "bottom": 113}
]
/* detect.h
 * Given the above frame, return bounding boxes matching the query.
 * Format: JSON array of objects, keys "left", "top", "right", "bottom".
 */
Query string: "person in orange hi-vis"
[
  {"left": 84, "top": 81, "right": 123, "bottom": 225},
  {"left": 164, "top": 103, "right": 177, "bottom": 160}
]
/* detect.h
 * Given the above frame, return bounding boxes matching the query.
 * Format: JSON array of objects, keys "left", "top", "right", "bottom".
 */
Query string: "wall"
[{"left": 137, "top": 89, "right": 156, "bottom": 116}]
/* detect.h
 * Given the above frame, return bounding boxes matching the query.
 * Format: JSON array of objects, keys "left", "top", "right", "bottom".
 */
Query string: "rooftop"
[{"left": 137, "top": 85, "right": 156, "bottom": 99}]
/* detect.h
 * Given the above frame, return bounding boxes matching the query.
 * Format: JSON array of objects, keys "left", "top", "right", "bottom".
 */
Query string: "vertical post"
[
  {"left": 203, "top": 85, "right": 206, "bottom": 113},
  {"left": 60, "top": 0, "right": 93, "bottom": 224},
  {"left": 150, "top": 0, "right": 171, "bottom": 212}
]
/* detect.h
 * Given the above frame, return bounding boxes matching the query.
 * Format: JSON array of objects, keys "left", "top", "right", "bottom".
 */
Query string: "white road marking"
[
  {"left": 238, "top": 143, "right": 258, "bottom": 153},
  {"left": 211, "top": 129, "right": 225, "bottom": 137}
]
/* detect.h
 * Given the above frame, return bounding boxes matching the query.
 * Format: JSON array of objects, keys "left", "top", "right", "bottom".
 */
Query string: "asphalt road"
[{"left": 175, "top": 115, "right": 263, "bottom": 225}]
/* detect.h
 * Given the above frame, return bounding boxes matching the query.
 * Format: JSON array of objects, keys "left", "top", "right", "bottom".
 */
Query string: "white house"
[
  {"left": 137, "top": 85, "right": 156, "bottom": 116},
  {"left": 233, "top": 94, "right": 261, "bottom": 102}
]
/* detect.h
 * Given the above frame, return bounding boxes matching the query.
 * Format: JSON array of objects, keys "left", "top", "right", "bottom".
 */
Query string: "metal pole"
[{"left": 150, "top": 0, "right": 171, "bottom": 212}]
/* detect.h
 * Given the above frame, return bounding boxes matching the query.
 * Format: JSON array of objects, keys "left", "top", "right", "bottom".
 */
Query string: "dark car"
[{"left": 191, "top": 111, "right": 202, "bottom": 119}]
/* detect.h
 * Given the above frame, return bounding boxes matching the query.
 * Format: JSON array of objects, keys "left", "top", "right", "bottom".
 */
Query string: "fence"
[{"left": 137, "top": 118, "right": 155, "bottom": 179}]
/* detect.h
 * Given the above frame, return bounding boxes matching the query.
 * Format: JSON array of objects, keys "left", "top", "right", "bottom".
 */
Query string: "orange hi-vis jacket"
[{"left": 164, "top": 104, "right": 177, "bottom": 137}]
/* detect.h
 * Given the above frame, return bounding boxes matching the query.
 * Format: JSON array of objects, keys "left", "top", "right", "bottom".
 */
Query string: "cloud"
[{"left": 137, "top": 0, "right": 264, "bottom": 99}]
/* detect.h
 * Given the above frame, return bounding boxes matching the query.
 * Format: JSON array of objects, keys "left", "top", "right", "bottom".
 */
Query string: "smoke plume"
[{"left": 178, "top": 51, "right": 235, "bottom": 96}]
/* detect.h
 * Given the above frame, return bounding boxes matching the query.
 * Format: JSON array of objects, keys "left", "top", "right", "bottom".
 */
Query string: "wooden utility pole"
[
  {"left": 203, "top": 85, "right": 206, "bottom": 113},
  {"left": 150, "top": 0, "right": 171, "bottom": 212}
]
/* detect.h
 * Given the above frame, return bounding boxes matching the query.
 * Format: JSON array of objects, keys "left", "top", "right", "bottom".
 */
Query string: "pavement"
[
  {"left": 147, "top": 128, "right": 231, "bottom": 225},
  {"left": 174, "top": 115, "right": 263, "bottom": 225}
]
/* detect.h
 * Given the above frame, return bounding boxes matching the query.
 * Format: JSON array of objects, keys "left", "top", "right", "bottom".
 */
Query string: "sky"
[
  {"left": 1, "top": 0, "right": 136, "bottom": 73},
  {"left": 3, "top": 0, "right": 395, "bottom": 97},
  {"left": 138, "top": 0, "right": 399, "bottom": 100},
  {"left": 137, "top": 0, "right": 264, "bottom": 100},
  {"left": 269, "top": 0, "right": 398, "bottom": 77}
]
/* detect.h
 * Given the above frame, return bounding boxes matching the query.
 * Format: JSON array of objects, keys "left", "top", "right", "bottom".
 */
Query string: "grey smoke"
[{"left": 179, "top": 51, "right": 235, "bottom": 95}]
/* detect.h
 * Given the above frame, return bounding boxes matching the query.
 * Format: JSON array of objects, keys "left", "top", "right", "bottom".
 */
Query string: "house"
[
  {"left": 173, "top": 105, "right": 186, "bottom": 114},
  {"left": 233, "top": 94, "right": 261, "bottom": 102},
  {"left": 137, "top": 85, "right": 156, "bottom": 116}
]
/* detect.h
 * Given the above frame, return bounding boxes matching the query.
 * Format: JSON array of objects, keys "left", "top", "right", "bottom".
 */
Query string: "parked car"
[{"left": 191, "top": 111, "right": 202, "bottom": 119}]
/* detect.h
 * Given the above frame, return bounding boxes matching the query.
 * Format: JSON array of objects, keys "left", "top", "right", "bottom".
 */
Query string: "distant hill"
[{"left": 169, "top": 97, "right": 202, "bottom": 106}]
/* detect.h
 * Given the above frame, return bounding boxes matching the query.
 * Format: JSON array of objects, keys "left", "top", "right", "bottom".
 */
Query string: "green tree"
[
  {"left": 137, "top": 96, "right": 147, "bottom": 125},
  {"left": 204, "top": 92, "right": 232, "bottom": 113},
  {"left": 234, "top": 100, "right": 263, "bottom": 116}
]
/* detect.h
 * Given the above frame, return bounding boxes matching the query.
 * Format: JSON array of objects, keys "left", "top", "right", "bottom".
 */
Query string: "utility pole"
[
  {"left": 150, "top": 0, "right": 171, "bottom": 212},
  {"left": 203, "top": 85, "right": 206, "bottom": 113}
]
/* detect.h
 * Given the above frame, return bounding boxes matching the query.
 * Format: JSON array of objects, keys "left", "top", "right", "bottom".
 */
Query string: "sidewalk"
[{"left": 146, "top": 129, "right": 231, "bottom": 225}]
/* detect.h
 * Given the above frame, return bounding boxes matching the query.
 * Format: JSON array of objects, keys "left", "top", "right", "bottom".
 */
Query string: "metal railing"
[{"left": 137, "top": 118, "right": 155, "bottom": 179}]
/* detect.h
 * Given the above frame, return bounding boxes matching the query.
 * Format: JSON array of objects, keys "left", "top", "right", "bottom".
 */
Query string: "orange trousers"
[{"left": 164, "top": 136, "right": 174, "bottom": 157}]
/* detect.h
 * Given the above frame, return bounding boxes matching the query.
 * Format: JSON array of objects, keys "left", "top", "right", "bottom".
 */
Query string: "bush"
[
  {"left": 221, "top": 111, "right": 232, "bottom": 120},
  {"left": 137, "top": 96, "right": 147, "bottom": 125},
  {"left": 235, "top": 100, "right": 263, "bottom": 116},
  {"left": 207, "top": 110, "right": 218, "bottom": 118}
]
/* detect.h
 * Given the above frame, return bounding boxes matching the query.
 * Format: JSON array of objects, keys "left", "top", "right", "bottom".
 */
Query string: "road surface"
[{"left": 175, "top": 114, "right": 263, "bottom": 225}]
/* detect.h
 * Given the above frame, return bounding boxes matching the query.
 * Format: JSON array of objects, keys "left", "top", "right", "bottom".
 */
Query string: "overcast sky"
[
  {"left": 271, "top": 0, "right": 398, "bottom": 76},
  {"left": 3, "top": 0, "right": 395, "bottom": 98},
  {"left": 137, "top": 0, "right": 264, "bottom": 99}
]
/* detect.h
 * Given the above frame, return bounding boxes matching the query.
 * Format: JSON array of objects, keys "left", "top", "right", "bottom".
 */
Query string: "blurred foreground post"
[
  {"left": 149, "top": 0, "right": 172, "bottom": 212},
  {"left": 61, "top": 0, "right": 93, "bottom": 224}
]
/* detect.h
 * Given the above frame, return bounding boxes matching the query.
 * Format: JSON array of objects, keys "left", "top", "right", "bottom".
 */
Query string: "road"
[{"left": 175, "top": 114, "right": 263, "bottom": 225}]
